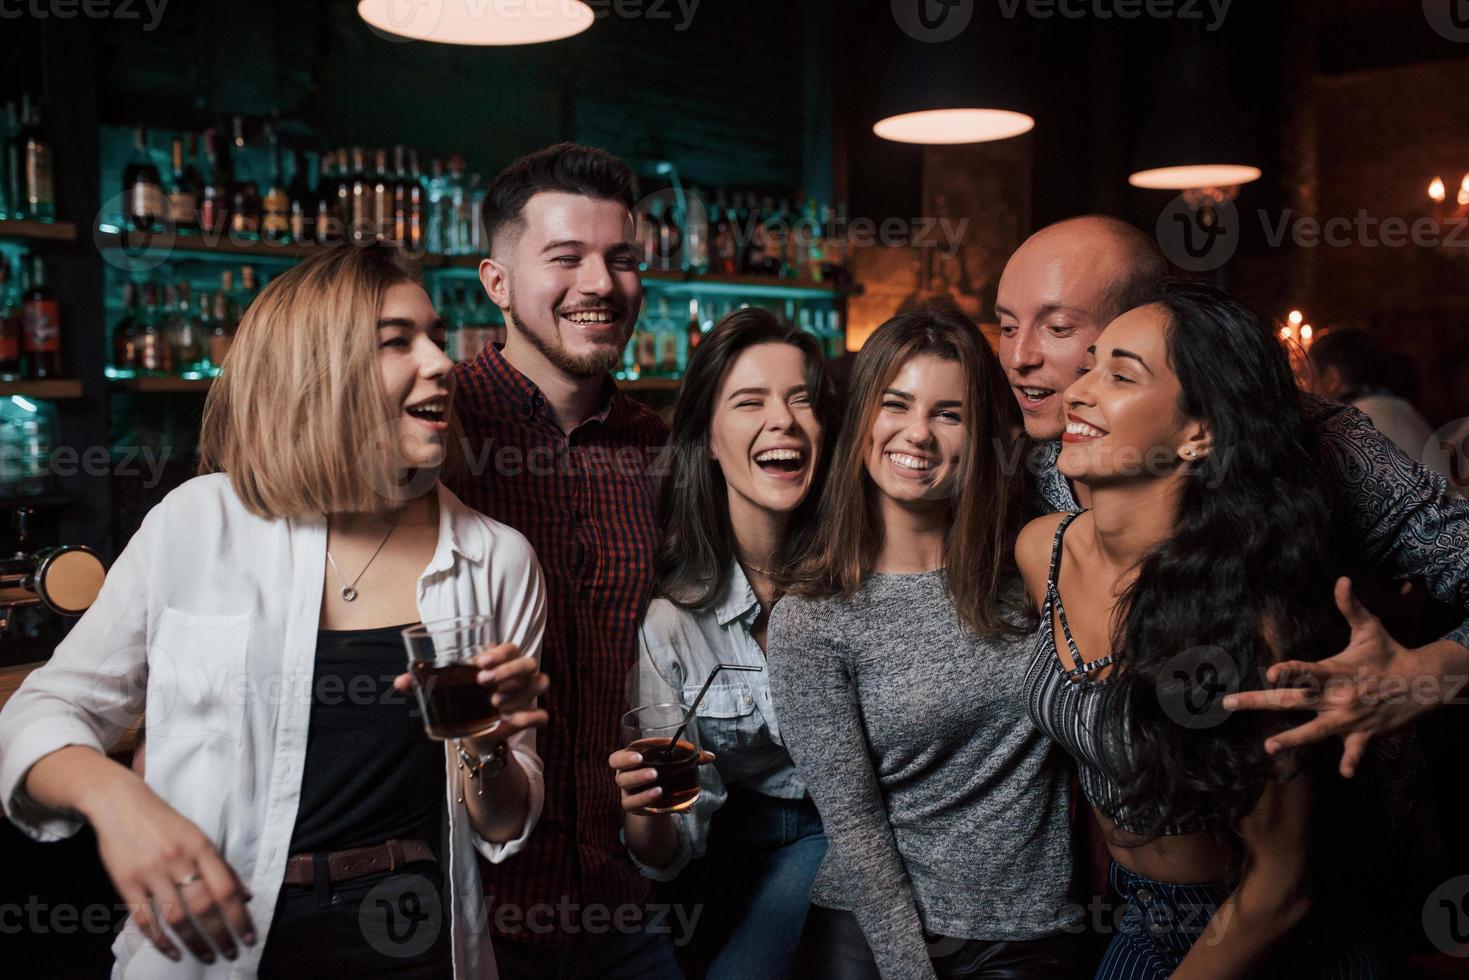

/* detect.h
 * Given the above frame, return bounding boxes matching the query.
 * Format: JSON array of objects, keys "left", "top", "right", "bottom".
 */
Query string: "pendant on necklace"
[{"left": 341, "top": 586, "right": 358, "bottom": 602}]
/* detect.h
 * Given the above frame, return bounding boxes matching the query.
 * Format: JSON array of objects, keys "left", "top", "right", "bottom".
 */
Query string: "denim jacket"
[{"left": 628, "top": 560, "right": 806, "bottom": 879}]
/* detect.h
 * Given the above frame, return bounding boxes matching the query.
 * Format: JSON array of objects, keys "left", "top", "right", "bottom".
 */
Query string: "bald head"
[{"left": 996, "top": 215, "right": 1170, "bottom": 440}]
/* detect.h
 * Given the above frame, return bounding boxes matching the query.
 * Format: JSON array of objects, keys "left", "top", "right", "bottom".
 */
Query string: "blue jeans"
[
  {"left": 669, "top": 786, "right": 827, "bottom": 980},
  {"left": 491, "top": 919, "right": 683, "bottom": 980},
  {"left": 1096, "top": 862, "right": 1387, "bottom": 979}
]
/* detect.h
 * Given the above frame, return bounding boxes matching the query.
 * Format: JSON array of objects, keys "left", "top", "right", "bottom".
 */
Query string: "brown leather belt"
[{"left": 282, "top": 838, "right": 435, "bottom": 887}]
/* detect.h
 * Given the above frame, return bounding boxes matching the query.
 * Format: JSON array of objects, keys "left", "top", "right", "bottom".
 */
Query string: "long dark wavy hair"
[
  {"left": 1096, "top": 279, "right": 1344, "bottom": 842},
  {"left": 784, "top": 307, "right": 1029, "bottom": 636},
  {"left": 654, "top": 308, "right": 837, "bottom": 610}
]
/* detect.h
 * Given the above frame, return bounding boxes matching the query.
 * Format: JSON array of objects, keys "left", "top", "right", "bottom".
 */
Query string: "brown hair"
[
  {"left": 784, "top": 307, "right": 1028, "bottom": 636},
  {"left": 198, "top": 242, "right": 431, "bottom": 519}
]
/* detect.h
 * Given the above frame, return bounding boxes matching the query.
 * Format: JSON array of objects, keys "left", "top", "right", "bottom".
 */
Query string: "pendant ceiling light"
[
  {"left": 357, "top": 0, "right": 595, "bottom": 45},
  {"left": 1128, "top": 40, "right": 1260, "bottom": 192},
  {"left": 873, "top": 34, "right": 1035, "bottom": 146}
]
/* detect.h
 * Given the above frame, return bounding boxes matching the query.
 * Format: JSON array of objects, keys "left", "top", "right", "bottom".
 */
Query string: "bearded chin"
[{"left": 508, "top": 306, "right": 630, "bottom": 378}]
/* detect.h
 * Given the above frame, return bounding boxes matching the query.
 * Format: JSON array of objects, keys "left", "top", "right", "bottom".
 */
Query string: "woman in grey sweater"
[{"left": 767, "top": 309, "right": 1084, "bottom": 980}]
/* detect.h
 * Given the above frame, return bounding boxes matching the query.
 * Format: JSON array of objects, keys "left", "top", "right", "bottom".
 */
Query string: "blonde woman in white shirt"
[
  {"left": 606, "top": 308, "right": 835, "bottom": 979},
  {"left": 0, "top": 243, "right": 549, "bottom": 979}
]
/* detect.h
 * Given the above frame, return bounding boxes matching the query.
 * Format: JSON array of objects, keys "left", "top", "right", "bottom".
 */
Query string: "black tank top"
[{"left": 288, "top": 622, "right": 444, "bottom": 856}]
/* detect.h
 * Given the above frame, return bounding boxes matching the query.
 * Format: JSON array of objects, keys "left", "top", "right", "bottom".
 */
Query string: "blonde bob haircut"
[{"left": 199, "top": 242, "right": 430, "bottom": 520}]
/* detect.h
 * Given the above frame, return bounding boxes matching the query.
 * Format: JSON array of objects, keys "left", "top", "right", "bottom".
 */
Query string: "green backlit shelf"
[
  {"left": 0, "top": 379, "right": 84, "bottom": 399},
  {"left": 0, "top": 219, "right": 77, "bottom": 243},
  {"left": 95, "top": 229, "right": 338, "bottom": 265}
]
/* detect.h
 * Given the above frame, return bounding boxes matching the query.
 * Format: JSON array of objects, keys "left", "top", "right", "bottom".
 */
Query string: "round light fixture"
[
  {"left": 873, "top": 108, "right": 1035, "bottom": 146},
  {"left": 1129, "top": 165, "right": 1262, "bottom": 191},
  {"left": 357, "top": 0, "right": 595, "bottom": 45}
]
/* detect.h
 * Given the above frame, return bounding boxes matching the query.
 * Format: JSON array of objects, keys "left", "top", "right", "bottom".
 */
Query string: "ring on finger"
[{"left": 175, "top": 872, "right": 204, "bottom": 888}]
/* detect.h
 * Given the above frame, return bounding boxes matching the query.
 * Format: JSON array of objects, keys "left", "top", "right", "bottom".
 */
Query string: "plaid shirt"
[{"left": 447, "top": 344, "right": 669, "bottom": 945}]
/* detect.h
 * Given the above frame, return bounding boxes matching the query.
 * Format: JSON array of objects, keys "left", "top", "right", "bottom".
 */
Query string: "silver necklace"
[{"left": 326, "top": 515, "right": 400, "bottom": 602}]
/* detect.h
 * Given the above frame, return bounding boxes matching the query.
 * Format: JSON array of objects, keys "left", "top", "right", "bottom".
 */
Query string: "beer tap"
[{"left": 0, "top": 508, "right": 107, "bottom": 631}]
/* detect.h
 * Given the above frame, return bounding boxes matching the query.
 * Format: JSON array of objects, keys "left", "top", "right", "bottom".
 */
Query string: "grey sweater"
[{"left": 767, "top": 571, "right": 1077, "bottom": 979}]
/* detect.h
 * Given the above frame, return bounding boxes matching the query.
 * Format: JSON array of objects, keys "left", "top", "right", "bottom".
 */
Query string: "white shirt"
[
  {"left": 628, "top": 561, "right": 806, "bottom": 880},
  {"left": 0, "top": 474, "right": 547, "bottom": 980}
]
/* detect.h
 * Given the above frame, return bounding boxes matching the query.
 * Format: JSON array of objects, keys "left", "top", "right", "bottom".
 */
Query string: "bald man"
[{"left": 996, "top": 215, "right": 1469, "bottom": 776}]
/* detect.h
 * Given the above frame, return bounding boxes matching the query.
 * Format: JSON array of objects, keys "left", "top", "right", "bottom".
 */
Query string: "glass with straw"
[{"left": 619, "top": 662, "right": 762, "bottom": 815}]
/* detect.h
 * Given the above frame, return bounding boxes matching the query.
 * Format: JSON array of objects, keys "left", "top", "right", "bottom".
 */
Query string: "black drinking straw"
[{"left": 669, "top": 663, "right": 763, "bottom": 748}]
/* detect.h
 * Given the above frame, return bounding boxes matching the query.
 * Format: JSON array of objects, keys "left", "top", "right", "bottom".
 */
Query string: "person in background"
[
  {"left": 0, "top": 243, "right": 549, "bottom": 979},
  {"left": 608, "top": 309, "right": 836, "bottom": 979},
  {"left": 447, "top": 142, "right": 677, "bottom": 977},
  {"left": 1306, "top": 326, "right": 1453, "bottom": 481},
  {"left": 995, "top": 215, "right": 1469, "bottom": 776},
  {"left": 767, "top": 309, "right": 1085, "bottom": 980},
  {"left": 1017, "top": 279, "right": 1384, "bottom": 977}
]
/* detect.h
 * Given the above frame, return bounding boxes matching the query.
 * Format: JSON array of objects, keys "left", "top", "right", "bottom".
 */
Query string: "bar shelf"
[
  {"left": 0, "top": 219, "right": 77, "bottom": 243},
  {"left": 0, "top": 379, "right": 84, "bottom": 399}
]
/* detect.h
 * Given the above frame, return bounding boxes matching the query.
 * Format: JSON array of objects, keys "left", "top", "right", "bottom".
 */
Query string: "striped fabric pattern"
[
  {"left": 448, "top": 343, "right": 670, "bottom": 946},
  {"left": 1022, "top": 511, "right": 1209, "bottom": 838}
]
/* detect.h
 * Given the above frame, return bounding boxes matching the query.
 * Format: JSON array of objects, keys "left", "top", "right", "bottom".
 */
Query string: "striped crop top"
[{"left": 1023, "top": 511, "right": 1215, "bottom": 837}]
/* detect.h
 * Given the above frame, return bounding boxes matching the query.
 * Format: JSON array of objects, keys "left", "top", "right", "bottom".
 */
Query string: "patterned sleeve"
[{"left": 1308, "top": 395, "right": 1469, "bottom": 651}]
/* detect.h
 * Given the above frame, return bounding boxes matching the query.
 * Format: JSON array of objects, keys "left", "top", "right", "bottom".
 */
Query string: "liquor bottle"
[
  {"left": 20, "top": 254, "right": 62, "bottom": 379},
  {"left": 209, "top": 289, "right": 234, "bottom": 372},
  {"left": 171, "top": 282, "right": 207, "bottom": 374},
  {"left": 405, "top": 149, "right": 426, "bottom": 253},
  {"left": 684, "top": 298, "right": 703, "bottom": 367},
  {"left": 658, "top": 201, "right": 682, "bottom": 271},
  {"left": 426, "top": 158, "right": 450, "bottom": 254},
  {"left": 390, "top": 145, "right": 410, "bottom": 247},
  {"left": 349, "top": 146, "right": 372, "bottom": 243},
  {"left": 166, "top": 137, "right": 200, "bottom": 233},
  {"left": 655, "top": 298, "right": 678, "bottom": 376},
  {"left": 332, "top": 149, "right": 352, "bottom": 240},
  {"left": 229, "top": 116, "right": 253, "bottom": 188},
  {"left": 261, "top": 141, "right": 290, "bottom": 244},
  {"left": 445, "top": 155, "right": 468, "bottom": 254},
  {"left": 467, "top": 171, "right": 487, "bottom": 255},
  {"left": 369, "top": 148, "right": 390, "bottom": 243},
  {"left": 0, "top": 259, "right": 20, "bottom": 380},
  {"left": 313, "top": 152, "right": 341, "bottom": 245},
  {"left": 288, "top": 150, "right": 315, "bottom": 245},
  {"left": 712, "top": 191, "right": 737, "bottom": 276},
  {"left": 17, "top": 95, "right": 55, "bottom": 223},
  {"left": 110, "top": 281, "right": 140, "bottom": 377},
  {"left": 122, "top": 127, "right": 165, "bottom": 233},
  {"left": 239, "top": 265, "right": 259, "bottom": 311},
  {"left": 685, "top": 187, "right": 709, "bottom": 274},
  {"left": 199, "top": 129, "right": 229, "bottom": 238},
  {"left": 136, "top": 282, "right": 173, "bottom": 376}
]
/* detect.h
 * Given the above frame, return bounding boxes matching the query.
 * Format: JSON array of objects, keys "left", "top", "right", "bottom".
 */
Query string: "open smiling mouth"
[
  {"left": 561, "top": 309, "right": 622, "bottom": 329},
  {"left": 406, "top": 397, "right": 448, "bottom": 431},
  {"left": 1016, "top": 385, "right": 1056, "bottom": 406},
  {"left": 886, "top": 451, "right": 935, "bottom": 472},
  {"left": 754, "top": 447, "right": 808, "bottom": 476}
]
